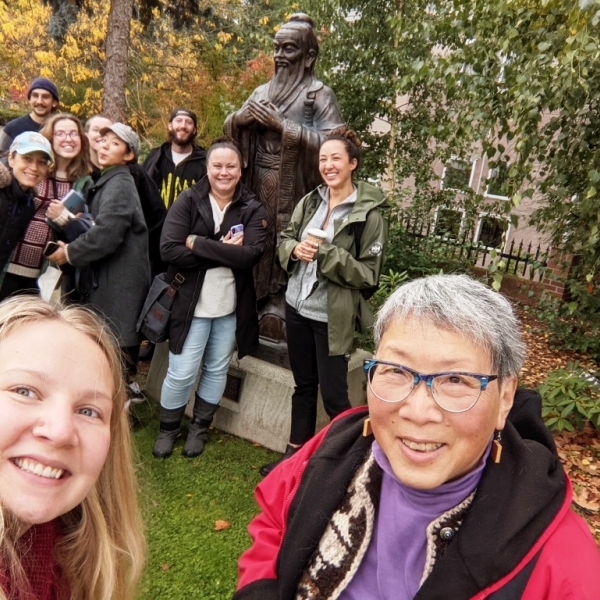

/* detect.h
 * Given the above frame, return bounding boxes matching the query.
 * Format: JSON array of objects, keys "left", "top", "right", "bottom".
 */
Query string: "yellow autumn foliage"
[{"left": 0, "top": 0, "right": 277, "bottom": 145}]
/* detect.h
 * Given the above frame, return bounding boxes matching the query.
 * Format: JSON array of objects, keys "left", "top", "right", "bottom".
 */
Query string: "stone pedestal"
[{"left": 145, "top": 343, "right": 371, "bottom": 452}]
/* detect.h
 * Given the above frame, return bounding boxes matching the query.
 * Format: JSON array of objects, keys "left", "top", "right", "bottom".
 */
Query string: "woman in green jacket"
[{"left": 260, "top": 128, "right": 388, "bottom": 476}]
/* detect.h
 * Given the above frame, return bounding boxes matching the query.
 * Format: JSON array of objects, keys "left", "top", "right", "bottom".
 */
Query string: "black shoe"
[{"left": 259, "top": 444, "right": 300, "bottom": 477}]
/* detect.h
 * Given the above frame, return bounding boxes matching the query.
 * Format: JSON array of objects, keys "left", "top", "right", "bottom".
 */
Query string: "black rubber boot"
[
  {"left": 182, "top": 397, "right": 219, "bottom": 458},
  {"left": 259, "top": 444, "right": 300, "bottom": 477},
  {"left": 152, "top": 405, "right": 187, "bottom": 458}
]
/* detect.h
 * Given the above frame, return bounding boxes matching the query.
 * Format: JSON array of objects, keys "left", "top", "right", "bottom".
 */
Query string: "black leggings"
[{"left": 286, "top": 303, "right": 351, "bottom": 445}]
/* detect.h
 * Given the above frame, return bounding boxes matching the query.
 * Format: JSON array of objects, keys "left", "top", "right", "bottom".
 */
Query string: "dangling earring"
[
  {"left": 362, "top": 418, "right": 373, "bottom": 437},
  {"left": 491, "top": 430, "right": 502, "bottom": 464}
]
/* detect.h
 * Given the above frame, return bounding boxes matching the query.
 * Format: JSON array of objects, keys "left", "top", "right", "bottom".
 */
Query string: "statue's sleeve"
[
  {"left": 311, "top": 87, "right": 346, "bottom": 135},
  {"left": 281, "top": 87, "right": 346, "bottom": 197}
]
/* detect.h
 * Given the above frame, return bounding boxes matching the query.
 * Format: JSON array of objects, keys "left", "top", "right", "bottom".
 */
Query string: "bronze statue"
[{"left": 225, "top": 13, "right": 345, "bottom": 343}]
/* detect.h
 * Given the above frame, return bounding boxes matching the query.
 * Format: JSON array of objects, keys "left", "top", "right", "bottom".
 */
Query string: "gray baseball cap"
[{"left": 99, "top": 123, "right": 140, "bottom": 160}]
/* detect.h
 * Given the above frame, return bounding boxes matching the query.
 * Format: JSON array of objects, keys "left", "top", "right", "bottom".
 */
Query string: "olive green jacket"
[{"left": 278, "top": 181, "right": 389, "bottom": 355}]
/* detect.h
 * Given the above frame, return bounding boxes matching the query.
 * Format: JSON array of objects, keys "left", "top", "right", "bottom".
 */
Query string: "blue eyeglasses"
[{"left": 363, "top": 359, "right": 498, "bottom": 413}]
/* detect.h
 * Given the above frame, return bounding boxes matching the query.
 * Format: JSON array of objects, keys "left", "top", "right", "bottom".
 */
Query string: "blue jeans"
[{"left": 160, "top": 312, "right": 237, "bottom": 410}]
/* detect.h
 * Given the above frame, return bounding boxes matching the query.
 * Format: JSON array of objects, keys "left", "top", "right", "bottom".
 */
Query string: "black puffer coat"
[{"left": 160, "top": 176, "right": 267, "bottom": 357}]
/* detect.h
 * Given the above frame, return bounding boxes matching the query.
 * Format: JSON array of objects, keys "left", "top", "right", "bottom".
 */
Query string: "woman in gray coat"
[{"left": 48, "top": 123, "right": 150, "bottom": 374}]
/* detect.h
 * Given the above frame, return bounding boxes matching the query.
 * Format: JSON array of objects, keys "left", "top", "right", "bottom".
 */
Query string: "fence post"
[{"left": 540, "top": 249, "right": 575, "bottom": 298}]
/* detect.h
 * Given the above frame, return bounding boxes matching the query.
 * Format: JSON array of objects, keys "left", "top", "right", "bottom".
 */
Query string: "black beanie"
[{"left": 27, "top": 78, "right": 59, "bottom": 102}]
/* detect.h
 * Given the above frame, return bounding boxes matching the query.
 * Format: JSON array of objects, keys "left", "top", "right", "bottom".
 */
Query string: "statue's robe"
[{"left": 225, "top": 77, "right": 344, "bottom": 340}]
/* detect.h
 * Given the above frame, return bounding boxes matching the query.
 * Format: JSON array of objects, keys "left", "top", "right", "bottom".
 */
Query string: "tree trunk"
[{"left": 102, "top": 0, "right": 135, "bottom": 122}]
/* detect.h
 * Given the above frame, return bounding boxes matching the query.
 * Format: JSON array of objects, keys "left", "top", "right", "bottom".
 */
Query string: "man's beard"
[
  {"left": 169, "top": 130, "right": 196, "bottom": 146},
  {"left": 268, "top": 63, "right": 307, "bottom": 107}
]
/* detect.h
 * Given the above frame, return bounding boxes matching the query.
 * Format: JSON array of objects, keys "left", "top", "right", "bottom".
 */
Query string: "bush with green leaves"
[
  {"left": 532, "top": 292, "right": 600, "bottom": 364},
  {"left": 384, "top": 213, "right": 473, "bottom": 280},
  {"left": 538, "top": 362, "right": 600, "bottom": 433}
]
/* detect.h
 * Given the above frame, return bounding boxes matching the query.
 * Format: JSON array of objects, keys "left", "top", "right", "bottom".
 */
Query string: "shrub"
[
  {"left": 384, "top": 212, "right": 473, "bottom": 280},
  {"left": 538, "top": 362, "right": 600, "bottom": 432},
  {"left": 532, "top": 292, "right": 600, "bottom": 364}
]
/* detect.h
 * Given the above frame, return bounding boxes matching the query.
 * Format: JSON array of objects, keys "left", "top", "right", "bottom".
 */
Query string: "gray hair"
[{"left": 373, "top": 273, "right": 526, "bottom": 381}]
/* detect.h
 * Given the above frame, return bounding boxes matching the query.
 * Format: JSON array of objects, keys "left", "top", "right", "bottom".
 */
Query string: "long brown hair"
[
  {"left": 0, "top": 297, "right": 145, "bottom": 600},
  {"left": 40, "top": 113, "right": 92, "bottom": 181}
]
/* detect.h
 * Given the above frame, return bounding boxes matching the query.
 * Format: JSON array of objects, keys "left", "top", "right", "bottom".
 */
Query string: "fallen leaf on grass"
[{"left": 214, "top": 520, "right": 231, "bottom": 531}]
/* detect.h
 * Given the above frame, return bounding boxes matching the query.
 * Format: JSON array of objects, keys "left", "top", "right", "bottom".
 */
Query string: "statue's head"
[{"left": 274, "top": 13, "right": 319, "bottom": 78}]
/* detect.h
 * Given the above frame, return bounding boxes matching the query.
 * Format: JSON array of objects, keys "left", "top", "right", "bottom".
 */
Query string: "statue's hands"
[
  {"left": 292, "top": 240, "right": 318, "bottom": 262},
  {"left": 248, "top": 100, "right": 285, "bottom": 133},
  {"left": 234, "top": 104, "right": 255, "bottom": 128}
]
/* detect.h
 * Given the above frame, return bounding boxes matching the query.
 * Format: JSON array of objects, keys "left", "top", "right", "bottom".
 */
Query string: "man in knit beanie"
[{"left": 0, "top": 77, "right": 60, "bottom": 151}]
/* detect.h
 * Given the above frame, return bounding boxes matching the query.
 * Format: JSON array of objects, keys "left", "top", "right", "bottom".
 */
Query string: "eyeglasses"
[
  {"left": 54, "top": 131, "right": 80, "bottom": 140},
  {"left": 363, "top": 359, "right": 498, "bottom": 413}
]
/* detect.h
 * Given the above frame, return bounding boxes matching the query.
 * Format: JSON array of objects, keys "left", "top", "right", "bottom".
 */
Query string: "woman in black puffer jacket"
[{"left": 153, "top": 137, "right": 266, "bottom": 459}]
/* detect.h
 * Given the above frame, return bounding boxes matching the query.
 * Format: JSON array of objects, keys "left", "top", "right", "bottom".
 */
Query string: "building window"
[
  {"left": 441, "top": 158, "right": 474, "bottom": 192},
  {"left": 476, "top": 215, "right": 509, "bottom": 249},
  {"left": 435, "top": 208, "right": 464, "bottom": 239},
  {"left": 485, "top": 160, "right": 514, "bottom": 198}
]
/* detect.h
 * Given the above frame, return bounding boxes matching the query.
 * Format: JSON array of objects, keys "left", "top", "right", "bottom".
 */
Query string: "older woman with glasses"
[{"left": 235, "top": 274, "right": 600, "bottom": 600}]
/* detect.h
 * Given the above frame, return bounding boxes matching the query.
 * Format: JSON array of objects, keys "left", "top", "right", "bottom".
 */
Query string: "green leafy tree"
[
  {"left": 299, "top": 0, "right": 599, "bottom": 356},
  {"left": 298, "top": 0, "right": 485, "bottom": 226},
  {"left": 434, "top": 0, "right": 600, "bottom": 356}
]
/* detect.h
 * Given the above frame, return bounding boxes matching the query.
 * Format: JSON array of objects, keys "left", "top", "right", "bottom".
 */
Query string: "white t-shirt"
[
  {"left": 194, "top": 194, "right": 237, "bottom": 318},
  {"left": 171, "top": 149, "right": 192, "bottom": 166}
]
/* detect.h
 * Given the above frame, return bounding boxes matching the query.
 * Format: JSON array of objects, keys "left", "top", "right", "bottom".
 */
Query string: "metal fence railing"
[{"left": 401, "top": 216, "right": 551, "bottom": 281}]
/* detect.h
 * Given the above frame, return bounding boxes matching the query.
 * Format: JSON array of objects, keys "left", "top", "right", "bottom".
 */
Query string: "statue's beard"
[{"left": 268, "top": 63, "right": 306, "bottom": 107}]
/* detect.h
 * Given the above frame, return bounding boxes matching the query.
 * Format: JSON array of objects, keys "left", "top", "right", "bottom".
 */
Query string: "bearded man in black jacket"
[{"left": 142, "top": 108, "right": 207, "bottom": 209}]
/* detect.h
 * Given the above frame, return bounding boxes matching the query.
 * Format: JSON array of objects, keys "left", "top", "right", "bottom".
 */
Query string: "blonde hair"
[
  {"left": 0, "top": 297, "right": 145, "bottom": 599},
  {"left": 40, "top": 114, "right": 92, "bottom": 181}
]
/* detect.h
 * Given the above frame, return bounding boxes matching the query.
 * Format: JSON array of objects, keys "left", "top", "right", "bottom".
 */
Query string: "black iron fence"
[{"left": 401, "top": 216, "right": 551, "bottom": 282}]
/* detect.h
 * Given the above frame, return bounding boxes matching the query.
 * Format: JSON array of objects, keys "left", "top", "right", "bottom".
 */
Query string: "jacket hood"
[
  {"left": 313, "top": 180, "right": 389, "bottom": 223},
  {"left": 162, "top": 141, "right": 206, "bottom": 161},
  {"left": 0, "top": 160, "right": 11, "bottom": 188},
  {"left": 186, "top": 174, "right": 256, "bottom": 209}
]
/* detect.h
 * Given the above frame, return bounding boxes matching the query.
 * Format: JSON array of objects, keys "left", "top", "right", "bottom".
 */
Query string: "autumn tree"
[
  {"left": 103, "top": 0, "right": 135, "bottom": 120},
  {"left": 0, "top": 0, "right": 276, "bottom": 143}
]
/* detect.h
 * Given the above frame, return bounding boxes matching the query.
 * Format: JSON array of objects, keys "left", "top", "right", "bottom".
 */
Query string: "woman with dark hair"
[
  {"left": 153, "top": 136, "right": 266, "bottom": 459},
  {"left": 260, "top": 128, "right": 389, "bottom": 476},
  {"left": 0, "top": 114, "right": 91, "bottom": 301}
]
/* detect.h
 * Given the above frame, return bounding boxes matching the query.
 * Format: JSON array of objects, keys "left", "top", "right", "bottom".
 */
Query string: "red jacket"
[{"left": 236, "top": 396, "right": 600, "bottom": 599}]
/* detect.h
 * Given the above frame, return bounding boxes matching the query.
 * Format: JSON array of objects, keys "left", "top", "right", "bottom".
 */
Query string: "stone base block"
[{"left": 145, "top": 343, "right": 371, "bottom": 453}]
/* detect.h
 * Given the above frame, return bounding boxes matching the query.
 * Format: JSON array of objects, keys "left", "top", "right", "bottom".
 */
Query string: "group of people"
[{"left": 2, "top": 21, "right": 600, "bottom": 595}]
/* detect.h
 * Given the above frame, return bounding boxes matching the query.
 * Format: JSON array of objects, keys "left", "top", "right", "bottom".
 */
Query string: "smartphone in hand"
[
  {"left": 43, "top": 241, "right": 61, "bottom": 257},
  {"left": 230, "top": 224, "right": 244, "bottom": 237}
]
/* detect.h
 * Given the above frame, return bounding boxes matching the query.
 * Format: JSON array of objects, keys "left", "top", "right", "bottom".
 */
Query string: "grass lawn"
[{"left": 130, "top": 399, "right": 279, "bottom": 599}]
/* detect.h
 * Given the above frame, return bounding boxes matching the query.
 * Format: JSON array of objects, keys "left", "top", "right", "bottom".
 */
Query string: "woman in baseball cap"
[{"left": 0, "top": 132, "right": 53, "bottom": 279}]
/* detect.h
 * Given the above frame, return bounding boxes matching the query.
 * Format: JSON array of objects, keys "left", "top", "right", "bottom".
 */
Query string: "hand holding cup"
[{"left": 293, "top": 229, "right": 327, "bottom": 262}]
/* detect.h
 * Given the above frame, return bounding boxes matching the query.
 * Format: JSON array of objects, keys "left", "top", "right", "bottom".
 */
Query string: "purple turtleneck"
[{"left": 338, "top": 439, "right": 492, "bottom": 600}]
